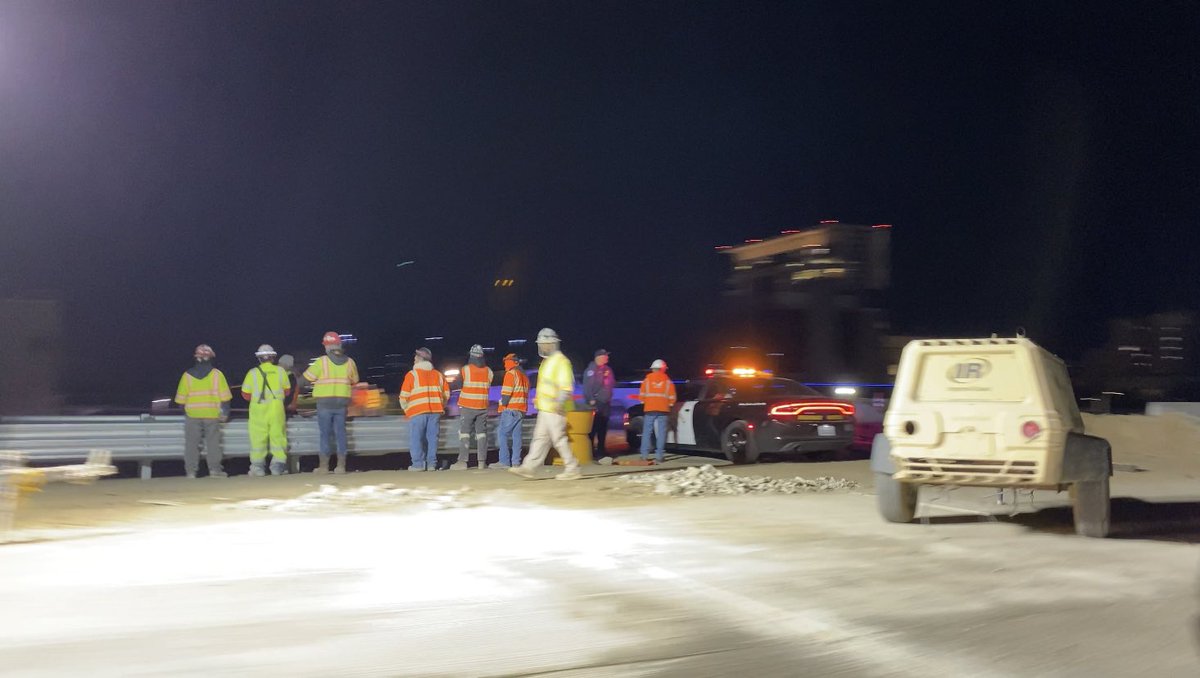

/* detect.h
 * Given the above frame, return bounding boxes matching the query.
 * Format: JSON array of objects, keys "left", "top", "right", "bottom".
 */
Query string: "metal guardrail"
[{"left": 0, "top": 414, "right": 537, "bottom": 479}]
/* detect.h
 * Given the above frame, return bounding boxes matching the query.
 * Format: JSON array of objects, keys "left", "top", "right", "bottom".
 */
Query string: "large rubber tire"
[
  {"left": 626, "top": 416, "right": 643, "bottom": 451},
  {"left": 720, "top": 421, "right": 760, "bottom": 464},
  {"left": 875, "top": 472, "right": 918, "bottom": 523},
  {"left": 1070, "top": 476, "right": 1110, "bottom": 538}
]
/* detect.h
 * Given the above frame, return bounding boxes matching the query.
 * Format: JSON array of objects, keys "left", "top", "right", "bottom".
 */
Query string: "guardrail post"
[{"left": 139, "top": 459, "right": 153, "bottom": 480}]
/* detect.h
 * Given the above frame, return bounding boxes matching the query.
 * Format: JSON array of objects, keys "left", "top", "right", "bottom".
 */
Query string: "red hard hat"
[{"left": 322, "top": 331, "right": 342, "bottom": 347}]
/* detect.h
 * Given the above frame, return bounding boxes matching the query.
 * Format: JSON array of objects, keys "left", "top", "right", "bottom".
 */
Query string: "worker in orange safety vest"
[
  {"left": 452, "top": 344, "right": 494, "bottom": 470},
  {"left": 399, "top": 347, "right": 449, "bottom": 471},
  {"left": 638, "top": 359, "right": 677, "bottom": 464}
]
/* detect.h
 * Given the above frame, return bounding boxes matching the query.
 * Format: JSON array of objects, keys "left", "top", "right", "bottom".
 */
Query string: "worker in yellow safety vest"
[
  {"left": 241, "top": 344, "right": 293, "bottom": 476},
  {"left": 174, "top": 344, "right": 233, "bottom": 478},
  {"left": 509, "top": 328, "right": 582, "bottom": 481},
  {"left": 452, "top": 344, "right": 494, "bottom": 470},
  {"left": 301, "top": 331, "right": 359, "bottom": 474}
]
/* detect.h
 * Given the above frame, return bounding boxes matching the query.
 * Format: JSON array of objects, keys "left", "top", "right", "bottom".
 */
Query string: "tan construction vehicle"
[{"left": 871, "top": 336, "right": 1112, "bottom": 537}]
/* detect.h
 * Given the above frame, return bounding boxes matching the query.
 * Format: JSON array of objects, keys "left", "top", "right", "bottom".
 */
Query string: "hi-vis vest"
[
  {"left": 458, "top": 365, "right": 493, "bottom": 410},
  {"left": 535, "top": 352, "right": 575, "bottom": 413},
  {"left": 242, "top": 364, "right": 290, "bottom": 409},
  {"left": 175, "top": 369, "right": 232, "bottom": 419},
  {"left": 639, "top": 372, "right": 677, "bottom": 413},
  {"left": 499, "top": 368, "right": 530, "bottom": 414},
  {"left": 400, "top": 369, "right": 448, "bottom": 416},
  {"left": 303, "top": 356, "right": 357, "bottom": 399}
]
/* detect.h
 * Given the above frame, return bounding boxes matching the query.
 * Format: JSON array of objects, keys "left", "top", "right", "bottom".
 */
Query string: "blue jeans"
[
  {"left": 640, "top": 412, "right": 668, "bottom": 462},
  {"left": 317, "top": 407, "right": 347, "bottom": 457},
  {"left": 497, "top": 410, "right": 524, "bottom": 466},
  {"left": 409, "top": 413, "right": 441, "bottom": 469}
]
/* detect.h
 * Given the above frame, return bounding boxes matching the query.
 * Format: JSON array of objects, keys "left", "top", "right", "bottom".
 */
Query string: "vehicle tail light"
[
  {"left": 622, "top": 413, "right": 629, "bottom": 427},
  {"left": 1021, "top": 420, "right": 1041, "bottom": 439},
  {"left": 769, "top": 401, "right": 856, "bottom": 417}
]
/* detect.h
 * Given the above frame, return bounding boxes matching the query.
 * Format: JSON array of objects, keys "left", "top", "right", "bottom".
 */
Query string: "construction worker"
[
  {"left": 400, "top": 347, "right": 449, "bottom": 471},
  {"left": 582, "top": 348, "right": 615, "bottom": 459},
  {"left": 174, "top": 344, "right": 232, "bottom": 478},
  {"left": 452, "top": 344, "right": 494, "bottom": 470},
  {"left": 509, "top": 328, "right": 582, "bottom": 481},
  {"left": 495, "top": 352, "right": 530, "bottom": 468},
  {"left": 241, "top": 344, "right": 292, "bottom": 476},
  {"left": 301, "top": 332, "right": 358, "bottom": 474},
  {"left": 277, "top": 354, "right": 301, "bottom": 415},
  {"left": 639, "top": 359, "right": 677, "bottom": 465}
]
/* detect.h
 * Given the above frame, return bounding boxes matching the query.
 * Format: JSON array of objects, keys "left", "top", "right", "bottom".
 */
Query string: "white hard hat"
[
  {"left": 469, "top": 344, "right": 485, "bottom": 357},
  {"left": 651, "top": 359, "right": 667, "bottom": 371},
  {"left": 255, "top": 344, "right": 277, "bottom": 357},
  {"left": 536, "top": 328, "right": 560, "bottom": 344}
]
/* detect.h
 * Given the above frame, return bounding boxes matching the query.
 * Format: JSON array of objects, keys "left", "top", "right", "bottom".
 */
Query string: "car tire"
[
  {"left": 875, "top": 472, "right": 918, "bottom": 523},
  {"left": 720, "top": 421, "right": 759, "bottom": 464},
  {"left": 1069, "top": 476, "right": 1110, "bottom": 538},
  {"left": 626, "top": 416, "right": 643, "bottom": 451}
]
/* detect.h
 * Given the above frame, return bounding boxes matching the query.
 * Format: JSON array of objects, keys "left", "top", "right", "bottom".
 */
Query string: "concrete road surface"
[{"left": 0, "top": 456, "right": 1197, "bottom": 677}]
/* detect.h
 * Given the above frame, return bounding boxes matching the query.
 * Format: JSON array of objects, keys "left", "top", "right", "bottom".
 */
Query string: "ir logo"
[{"left": 948, "top": 358, "right": 991, "bottom": 382}]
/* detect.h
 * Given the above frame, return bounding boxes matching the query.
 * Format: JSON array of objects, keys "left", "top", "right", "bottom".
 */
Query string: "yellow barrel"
[{"left": 552, "top": 408, "right": 595, "bottom": 465}]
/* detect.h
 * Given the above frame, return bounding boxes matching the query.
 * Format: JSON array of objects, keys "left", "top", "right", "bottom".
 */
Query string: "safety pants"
[
  {"left": 457, "top": 407, "right": 489, "bottom": 465},
  {"left": 519, "top": 411, "right": 578, "bottom": 472},
  {"left": 249, "top": 400, "right": 288, "bottom": 464}
]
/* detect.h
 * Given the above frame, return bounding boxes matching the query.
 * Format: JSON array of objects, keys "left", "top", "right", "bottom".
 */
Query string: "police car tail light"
[{"left": 769, "top": 401, "right": 856, "bottom": 417}]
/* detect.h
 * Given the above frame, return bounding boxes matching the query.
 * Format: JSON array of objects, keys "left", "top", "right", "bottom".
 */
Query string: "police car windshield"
[{"left": 713, "top": 378, "right": 819, "bottom": 398}]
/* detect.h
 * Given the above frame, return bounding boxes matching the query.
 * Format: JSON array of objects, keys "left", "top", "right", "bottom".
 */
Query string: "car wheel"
[
  {"left": 720, "top": 421, "right": 759, "bottom": 464},
  {"left": 626, "top": 416, "right": 643, "bottom": 451},
  {"left": 875, "top": 472, "right": 918, "bottom": 523}
]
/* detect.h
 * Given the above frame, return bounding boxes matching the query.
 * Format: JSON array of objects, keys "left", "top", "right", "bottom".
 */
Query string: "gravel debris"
[
  {"left": 214, "top": 484, "right": 482, "bottom": 513},
  {"left": 621, "top": 464, "right": 858, "bottom": 497}
]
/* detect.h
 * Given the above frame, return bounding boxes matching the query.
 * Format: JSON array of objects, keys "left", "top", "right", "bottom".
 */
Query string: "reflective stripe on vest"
[
  {"left": 404, "top": 369, "right": 446, "bottom": 416},
  {"left": 245, "top": 365, "right": 288, "bottom": 407},
  {"left": 498, "top": 369, "right": 530, "bottom": 413},
  {"left": 458, "top": 365, "right": 491, "bottom": 410},
  {"left": 535, "top": 353, "right": 574, "bottom": 412},
  {"left": 640, "top": 374, "right": 675, "bottom": 412},
  {"left": 312, "top": 357, "right": 352, "bottom": 399},
  {"left": 183, "top": 371, "right": 226, "bottom": 418}
]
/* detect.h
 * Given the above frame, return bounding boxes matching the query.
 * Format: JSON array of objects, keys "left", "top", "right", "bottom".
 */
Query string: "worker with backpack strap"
[{"left": 241, "top": 344, "right": 293, "bottom": 476}]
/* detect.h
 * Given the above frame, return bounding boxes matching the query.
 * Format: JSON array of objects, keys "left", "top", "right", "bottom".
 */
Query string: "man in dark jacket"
[{"left": 582, "top": 349, "right": 616, "bottom": 459}]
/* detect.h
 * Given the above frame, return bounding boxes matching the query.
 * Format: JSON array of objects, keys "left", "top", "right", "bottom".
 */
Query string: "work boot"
[
  {"left": 407, "top": 466, "right": 425, "bottom": 472},
  {"left": 314, "top": 456, "right": 329, "bottom": 474},
  {"left": 210, "top": 470, "right": 228, "bottom": 479},
  {"left": 186, "top": 472, "right": 197, "bottom": 479},
  {"left": 269, "top": 460, "right": 288, "bottom": 476},
  {"left": 335, "top": 455, "right": 348, "bottom": 474},
  {"left": 249, "top": 462, "right": 267, "bottom": 477},
  {"left": 492, "top": 463, "right": 511, "bottom": 469},
  {"left": 507, "top": 466, "right": 537, "bottom": 479},
  {"left": 450, "top": 462, "right": 468, "bottom": 471},
  {"left": 555, "top": 469, "right": 582, "bottom": 481}
]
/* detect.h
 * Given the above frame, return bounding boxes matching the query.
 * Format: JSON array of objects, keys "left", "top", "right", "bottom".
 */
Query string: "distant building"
[
  {"left": 719, "top": 222, "right": 893, "bottom": 382},
  {"left": 1078, "top": 311, "right": 1200, "bottom": 401},
  {"left": 0, "top": 298, "right": 65, "bottom": 415}
]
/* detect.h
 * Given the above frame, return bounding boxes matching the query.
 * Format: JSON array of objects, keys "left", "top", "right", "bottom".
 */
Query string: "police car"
[{"left": 623, "top": 369, "right": 856, "bottom": 463}]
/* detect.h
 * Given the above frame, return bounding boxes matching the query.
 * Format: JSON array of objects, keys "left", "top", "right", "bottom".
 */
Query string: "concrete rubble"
[
  {"left": 215, "top": 484, "right": 481, "bottom": 513},
  {"left": 621, "top": 464, "right": 859, "bottom": 497}
]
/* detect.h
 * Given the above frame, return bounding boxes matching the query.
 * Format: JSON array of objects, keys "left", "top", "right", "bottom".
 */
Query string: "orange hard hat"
[{"left": 322, "top": 331, "right": 342, "bottom": 347}]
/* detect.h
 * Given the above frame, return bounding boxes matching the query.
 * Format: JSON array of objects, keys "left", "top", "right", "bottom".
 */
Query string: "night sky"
[{"left": 2, "top": 1, "right": 1198, "bottom": 405}]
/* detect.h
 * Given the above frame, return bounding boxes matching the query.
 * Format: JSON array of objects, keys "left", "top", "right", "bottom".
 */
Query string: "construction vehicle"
[{"left": 871, "top": 335, "right": 1112, "bottom": 537}]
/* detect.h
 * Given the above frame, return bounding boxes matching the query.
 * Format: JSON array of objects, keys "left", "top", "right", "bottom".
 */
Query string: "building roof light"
[
  {"left": 872, "top": 224, "right": 892, "bottom": 229},
  {"left": 819, "top": 220, "right": 839, "bottom": 224}
]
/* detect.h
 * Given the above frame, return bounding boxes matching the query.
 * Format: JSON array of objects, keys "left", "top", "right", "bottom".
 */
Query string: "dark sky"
[{"left": 1, "top": 1, "right": 1198, "bottom": 404}]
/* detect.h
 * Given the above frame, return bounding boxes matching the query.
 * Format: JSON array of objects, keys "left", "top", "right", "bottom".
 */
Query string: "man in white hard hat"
[
  {"left": 639, "top": 359, "right": 677, "bottom": 465},
  {"left": 240, "top": 344, "right": 293, "bottom": 476},
  {"left": 509, "top": 328, "right": 582, "bottom": 480}
]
